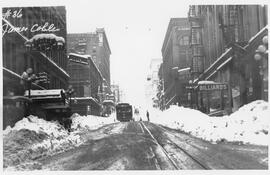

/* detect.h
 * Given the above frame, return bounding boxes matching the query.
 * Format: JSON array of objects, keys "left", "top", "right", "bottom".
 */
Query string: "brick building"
[
  {"left": 67, "top": 28, "right": 111, "bottom": 93},
  {"left": 188, "top": 5, "right": 268, "bottom": 114},
  {"left": 161, "top": 18, "right": 192, "bottom": 108},
  {"left": 67, "top": 53, "right": 103, "bottom": 115}
]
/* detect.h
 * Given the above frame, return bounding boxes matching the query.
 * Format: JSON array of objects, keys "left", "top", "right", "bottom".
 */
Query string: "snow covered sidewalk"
[
  {"left": 3, "top": 113, "right": 117, "bottom": 170},
  {"left": 151, "top": 100, "right": 269, "bottom": 146}
]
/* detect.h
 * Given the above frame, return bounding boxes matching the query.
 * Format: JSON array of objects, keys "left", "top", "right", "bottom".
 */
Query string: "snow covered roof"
[
  {"left": 178, "top": 67, "right": 190, "bottom": 73},
  {"left": 71, "top": 97, "right": 95, "bottom": 100},
  {"left": 198, "top": 81, "right": 216, "bottom": 85},
  {"left": 69, "top": 53, "right": 91, "bottom": 59},
  {"left": 216, "top": 57, "right": 232, "bottom": 71},
  {"left": 68, "top": 53, "right": 104, "bottom": 80},
  {"left": 71, "top": 97, "right": 100, "bottom": 105},
  {"left": 29, "top": 33, "right": 65, "bottom": 43},
  {"left": 103, "top": 99, "right": 115, "bottom": 104},
  {"left": 24, "top": 89, "right": 64, "bottom": 97},
  {"left": 246, "top": 25, "right": 268, "bottom": 46}
]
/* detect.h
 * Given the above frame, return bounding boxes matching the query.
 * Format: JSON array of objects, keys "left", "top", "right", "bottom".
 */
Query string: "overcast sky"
[
  {"left": 2, "top": 0, "right": 263, "bottom": 106},
  {"left": 66, "top": 0, "right": 189, "bottom": 106}
]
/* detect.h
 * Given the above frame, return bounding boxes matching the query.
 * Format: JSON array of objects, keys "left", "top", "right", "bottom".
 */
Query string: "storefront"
[
  {"left": 191, "top": 26, "right": 268, "bottom": 115},
  {"left": 196, "top": 81, "right": 230, "bottom": 116}
]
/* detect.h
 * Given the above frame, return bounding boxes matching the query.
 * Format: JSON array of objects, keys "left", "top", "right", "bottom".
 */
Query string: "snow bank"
[
  {"left": 71, "top": 113, "right": 117, "bottom": 131},
  {"left": 151, "top": 100, "right": 269, "bottom": 146},
  {"left": 3, "top": 113, "right": 117, "bottom": 170}
]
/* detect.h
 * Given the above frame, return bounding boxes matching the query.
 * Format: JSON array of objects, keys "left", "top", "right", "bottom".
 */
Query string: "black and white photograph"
[{"left": 1, "top": 0, "right": 269, "bottom": 172}]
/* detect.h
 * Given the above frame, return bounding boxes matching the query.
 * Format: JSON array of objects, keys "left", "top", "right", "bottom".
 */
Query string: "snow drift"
[
  {"left": 151, "top": 100, "right": 269, "bottom": 145},
  {"left": 3, "top": 113, "right": 117, "bottom": 170}
]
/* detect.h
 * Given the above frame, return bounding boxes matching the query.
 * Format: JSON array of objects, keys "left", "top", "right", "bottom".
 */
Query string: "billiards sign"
[{"left": 199, "top": 83, "right": 228, "bottom": 91}]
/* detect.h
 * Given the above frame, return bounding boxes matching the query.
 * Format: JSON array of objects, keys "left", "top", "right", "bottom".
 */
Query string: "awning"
[
  {"left": 103, "top": 99, "right": 115, "bottom": 106},
  {"left": 25, "top": 89, "right": 64, "bottom": 97},
  {"left": 178, "top": 67, "right": 191, "bottom": 74},
  {"left": 28, "top": 33, "right": 65, "bottom": 43},
  {"left": 71, "top": 97, "right": 101, "bottom": 107}
]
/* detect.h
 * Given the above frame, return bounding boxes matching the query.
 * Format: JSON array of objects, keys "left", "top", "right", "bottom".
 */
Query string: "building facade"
[
  {"left": 67, "top": 28, "right": 112, "bottom": 92},
  {"left": 161, "top": 18, "right": 192, "bottom": 108},
  {"left": 188, "top": 5, "right": 268, "bottom": 114},
  {"left": 2, "top": 6, "right": 69, "bottom": 96},
  {"left": 67, "top": 53, "right": 103, "bottom": 115},
  {"left": 145, "top": 58, "right": 162, "bottom": 108},
  {"left": 111, "top": 84, "right": 121, "bottom": 104}
]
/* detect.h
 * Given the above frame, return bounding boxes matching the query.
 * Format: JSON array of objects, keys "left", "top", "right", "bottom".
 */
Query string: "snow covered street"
[{"left": 3, "top": 100, "right": 269, "bottom": 170}]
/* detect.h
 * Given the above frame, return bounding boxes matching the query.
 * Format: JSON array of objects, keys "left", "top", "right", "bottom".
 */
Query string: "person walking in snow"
[{"left": 146, "top": 110, "right": 150, "bottom": 122}]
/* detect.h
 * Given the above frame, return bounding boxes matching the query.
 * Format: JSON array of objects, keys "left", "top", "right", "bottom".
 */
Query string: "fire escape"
[{"left": 188, "top": 5, "right": 204, "bottom": 80}]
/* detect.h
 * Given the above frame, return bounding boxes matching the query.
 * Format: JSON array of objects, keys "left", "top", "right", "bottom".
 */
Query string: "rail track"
[{"left": 139, "top": 122, "right": 210, "bottom": 170}]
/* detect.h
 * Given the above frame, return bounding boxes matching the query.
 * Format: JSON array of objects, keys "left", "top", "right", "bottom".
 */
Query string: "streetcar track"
[
  {"left": 140, "top": 122, "right": 210, "bottom": 170},
  {"left": 139, "top": 122, "right": 180, "bottom": 170},
  {"left": 153, "top": 123, "right": 226, "bottom": 169}
]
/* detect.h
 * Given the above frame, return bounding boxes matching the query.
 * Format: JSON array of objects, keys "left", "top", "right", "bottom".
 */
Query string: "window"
[
  {"left": 192, "top": 46, "right": 203, "bottom": 56},
  {"left": 179, "top": 36, "right": 189, "bottom": 46},
  {"left": 191, "top": 28, "right": 201, "bottom": 45}
]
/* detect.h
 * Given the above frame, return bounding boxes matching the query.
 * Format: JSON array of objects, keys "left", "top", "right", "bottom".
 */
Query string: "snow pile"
[
  {"left": 3, "top": 115, "right": 81, "bottom": 169},
  {"left": 151, "top": 100, "right": 269, "bottom": 145},
  {"left": 3, "top": 113, "right": 117, "bottom": 170},
  {"left": 71, "top": 113, "right": 117, "bottom": 131}
]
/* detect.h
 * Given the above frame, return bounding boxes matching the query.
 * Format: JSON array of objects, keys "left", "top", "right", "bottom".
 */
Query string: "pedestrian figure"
[{"left": 146, "top": 110, "right": 150, "bottom": 122}]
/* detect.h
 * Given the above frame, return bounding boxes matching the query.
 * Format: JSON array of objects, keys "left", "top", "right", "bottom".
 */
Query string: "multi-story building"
[
  {"left": 67, "top": 53, "right": 103, "bottom": 98},
  {"left": 67, "top": 53, "right": 103, "bottom": 115},
  {"left": 188, "top": 5, "right": 268, "bottom": 114},
  {"left": 2, "top": 6, "right": 69, "bottom": 96},
  {"left": 67, "top": 28, "right": 112, "bottom": 92},
  {"left": 111, "top": 84, "right": 121, "bottom": 103},
  {"left": 161, "top": 18, "right": 192, "bottom": 108},
  {"left": 145, "top": 58, "right": 162, "bottom": 107}
]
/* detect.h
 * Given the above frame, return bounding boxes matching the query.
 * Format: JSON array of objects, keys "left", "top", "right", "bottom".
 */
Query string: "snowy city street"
[
  {"left": 2, "top": 1, "right": 269, "bottom": 172},
  {"left": 3, "top": 100, "right": 269, "bottom": 170}
]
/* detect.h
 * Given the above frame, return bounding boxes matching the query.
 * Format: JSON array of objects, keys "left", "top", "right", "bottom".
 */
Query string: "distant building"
[
  {"left": 2, "top": 6, "right": 69, "bottom": 96},
  {"left": 188, "top": 5, "right": 268, "bottom": 114},
  {"left": 111, "top": 84, "right": 121, "bottom": 103},
  {"left": 161, "top": 18, "right": 191, "bottom": 108},
  {"left": 67, "top": 28, "right": 112, "bottom": 92},
  {"left": 145, "top": 58, "right": 162, "bottom": 107},
  {"left": 67, "top": 53, "right": 103, "bottom": 115}
]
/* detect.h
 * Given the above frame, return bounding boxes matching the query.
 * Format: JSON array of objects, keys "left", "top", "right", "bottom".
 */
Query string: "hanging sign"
[{"left": 199, "top": 83, "right": 228, "bottom": 91}]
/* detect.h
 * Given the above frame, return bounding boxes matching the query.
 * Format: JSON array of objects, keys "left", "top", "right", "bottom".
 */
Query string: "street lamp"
[
  {"left": 253, "top": 35, "right": 268, "bottom": 100},
  {"left": 254, "top": 35, "right": 268, "bottom": 75}
]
